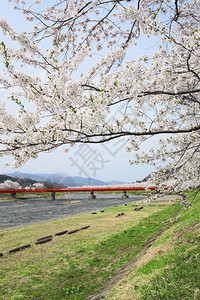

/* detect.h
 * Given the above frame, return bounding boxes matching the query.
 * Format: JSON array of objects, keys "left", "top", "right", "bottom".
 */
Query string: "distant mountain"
[
  {"left": 4, "top": 172, "right": 48, "bottom": 182},
  {"left": 4, "top": 172, "right": 125, "bottom": 187}
]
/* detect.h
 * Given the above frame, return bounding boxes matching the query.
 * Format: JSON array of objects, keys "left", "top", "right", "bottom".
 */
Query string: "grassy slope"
[
  {"left": 105, "top": 190, "right": 200, "bottom": 300},
  {"left": 0, "top": 199, "right": 180, "bottom": 300}
]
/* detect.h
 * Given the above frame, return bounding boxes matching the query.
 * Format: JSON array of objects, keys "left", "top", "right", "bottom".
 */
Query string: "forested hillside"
[{"left": 0, "top": 174, "right": 65, "bottom": 189}]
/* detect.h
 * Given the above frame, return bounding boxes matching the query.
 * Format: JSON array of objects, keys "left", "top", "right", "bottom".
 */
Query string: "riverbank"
[
  {"left": 104, "top": 190, "right": 200, "bottom": 299},
  {"left": 0, "top": 194, "right": 184, "bottom": 299}
]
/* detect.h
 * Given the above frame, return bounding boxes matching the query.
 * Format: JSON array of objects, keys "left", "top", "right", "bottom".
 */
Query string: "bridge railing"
[
  {"left": 0, "top": 186, "right": 157, "bottom": 200},
  {"left": 0, "top": 186, "right": 156, "bottom": 193}
]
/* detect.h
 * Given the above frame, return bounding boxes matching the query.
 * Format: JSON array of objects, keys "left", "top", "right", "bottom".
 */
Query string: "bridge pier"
[
  {"left": 122, "top": 191, "right": 129, "bottom": 198},
  {"left": 11, "top": 193, "right": 16, "bottom": 199},
  {"left": 51, "top": 192, "right": 56, "bottom": 200},
  {"left": 89, "top": 191, "right": 96, "bottom": 199}
]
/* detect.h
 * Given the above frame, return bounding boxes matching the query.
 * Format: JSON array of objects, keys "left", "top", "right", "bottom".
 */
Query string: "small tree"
[
  {"left": 0, "top": 180, "right": 21, "bottom": 189},
  {"left": 32, "top": 182, "right": 45, "bottom": 189}
]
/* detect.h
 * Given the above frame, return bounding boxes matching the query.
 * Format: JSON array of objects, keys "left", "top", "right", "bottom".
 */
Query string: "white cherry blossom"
[{"left": 0, "top": 1, "right": 199, "bottom": 191}]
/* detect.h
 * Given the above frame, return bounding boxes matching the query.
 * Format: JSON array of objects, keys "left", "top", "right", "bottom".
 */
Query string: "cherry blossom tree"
[
  {"left": 0, "top": 179, "right": 21, "bottom": 189},
  {"left": 0, "top": 0, "right": 199, "bottom": 191},
  {"left": 32, "top": 182, "right": 45, "bottom": 189}
]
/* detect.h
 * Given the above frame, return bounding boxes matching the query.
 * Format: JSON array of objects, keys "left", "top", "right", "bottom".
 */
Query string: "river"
[{"left": 0, "top": 193, "right": 145, "bottom": 230}]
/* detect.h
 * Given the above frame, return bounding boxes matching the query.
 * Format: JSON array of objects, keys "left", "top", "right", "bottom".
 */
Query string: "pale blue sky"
[{"left": 0, "top": 0, "right": 158, "bottom": 183}]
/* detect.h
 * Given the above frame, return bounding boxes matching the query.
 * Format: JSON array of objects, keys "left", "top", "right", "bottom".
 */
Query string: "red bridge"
[{"left": 0, "top": 186, "right": 156, "bottom": 200}]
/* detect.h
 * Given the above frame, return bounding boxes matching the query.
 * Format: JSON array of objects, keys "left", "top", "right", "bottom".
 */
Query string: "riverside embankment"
[{"left": 1, "top": 196, "right": 182, "bottom": 300}]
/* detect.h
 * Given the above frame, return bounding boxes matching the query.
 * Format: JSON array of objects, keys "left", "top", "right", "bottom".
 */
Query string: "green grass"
[
  {"left": 0, "top": 192, "right": 68, "bottom": 200},
  {"left": 138, "top": 242, "right": 200, "bottom": 300},
  {"left": 0, "top": 201, "right": 180, "bottom": 300},
  {"left": 121, "top": 190, "right": 200, "bottom": 300}
]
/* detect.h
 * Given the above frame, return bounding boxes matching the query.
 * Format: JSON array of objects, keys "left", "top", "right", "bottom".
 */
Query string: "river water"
[{"left": 0, "top": 193, "right": 145, "bottom": 230}]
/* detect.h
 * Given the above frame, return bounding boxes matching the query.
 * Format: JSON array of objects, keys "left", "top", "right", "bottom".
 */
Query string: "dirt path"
[{"left": 86, "top": 205, "right": 182, "bottom": 300}]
